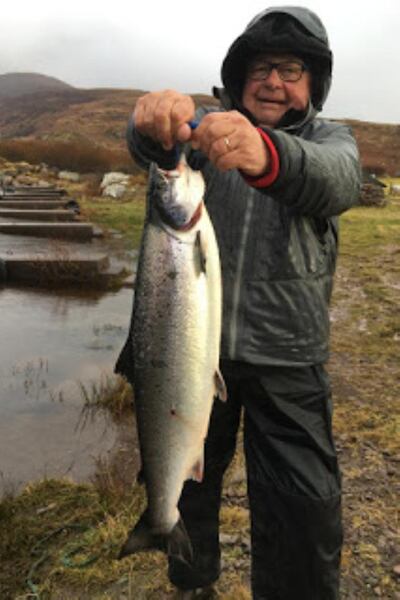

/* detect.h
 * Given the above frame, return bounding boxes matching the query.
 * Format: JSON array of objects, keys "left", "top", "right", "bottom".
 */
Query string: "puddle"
[{"left": 0, "top": 285, "right": 136, "bottom": 496}]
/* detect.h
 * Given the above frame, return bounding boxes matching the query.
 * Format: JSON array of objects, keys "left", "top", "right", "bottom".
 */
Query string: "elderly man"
[{"left": 117, "top": 6, "right": 361, "bottom": 599}]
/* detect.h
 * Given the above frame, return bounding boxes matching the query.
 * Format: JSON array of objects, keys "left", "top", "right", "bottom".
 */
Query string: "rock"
[
  {"left": 15, "top": 174, "right": 36, "bottom": 186},
  {"left": 359, "top": 183, "right": 387, "bottom": 207},
  {"left": 391, "top": 184, "right": 400, "bottom": 195},
  {"left": 58, "top": 170, "right": 80, "bottom": 182},
  {"left": 0, "top": 174, "right": 14, "bottom": 187},
  {"left": 393, "top": 564, "right": 400, "bottom": 577},
  {"left": 101, "top": 171, "right": 130, "bottom": 189},
  {"left": 102, "top": 183, "right": 127, "bottom": 199},
  {"left": 1, "top": 165, "right": 18, "bottom": 177},
  {"left": 15, "top": 161, "right": 32, "bottom": 174}
]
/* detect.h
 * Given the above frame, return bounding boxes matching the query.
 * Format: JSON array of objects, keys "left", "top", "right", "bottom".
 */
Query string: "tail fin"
[{"left": 118, "top": 511, "right": 193, "bottom": 565}]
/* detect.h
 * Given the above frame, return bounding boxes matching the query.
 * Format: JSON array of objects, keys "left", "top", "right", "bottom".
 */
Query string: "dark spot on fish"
[
  {"left": 167, "top": 270, "right": 177, "bottom": 280},
  {"left": 170, "top": 408, "right": 177, "bottom": 416}
]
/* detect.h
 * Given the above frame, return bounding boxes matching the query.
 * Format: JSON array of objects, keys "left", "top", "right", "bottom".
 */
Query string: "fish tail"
[{"left": 118, "top": 511, "right": 193, "bottom": 565}]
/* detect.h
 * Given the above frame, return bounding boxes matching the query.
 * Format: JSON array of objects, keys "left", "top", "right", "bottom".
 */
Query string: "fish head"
[{"left": 149, "top": 160, "right": 205, "bottom": 231}]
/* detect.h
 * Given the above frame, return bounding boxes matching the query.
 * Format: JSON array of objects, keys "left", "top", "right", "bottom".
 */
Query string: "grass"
[
  {"left": 78, "top": 374, "right": 133, "bottom": 422},
  {"left": 332, "top": 200, "right": 400, "bottom": 364},
  {"left": 79, "top": 190, "right": 146, "bottom": 249},
  {"left": 1, "top": 189, "right": 399, "bottom": 599}
]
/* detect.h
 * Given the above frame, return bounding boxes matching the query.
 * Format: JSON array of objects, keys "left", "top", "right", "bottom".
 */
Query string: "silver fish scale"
[{"left": 132, "top": 198, "right": 222, "bottom": 535}]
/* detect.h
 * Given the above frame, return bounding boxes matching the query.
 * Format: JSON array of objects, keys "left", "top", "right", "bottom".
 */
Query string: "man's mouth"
[{"left": 257, "top": 97, "right": 286, "bottom": 105}]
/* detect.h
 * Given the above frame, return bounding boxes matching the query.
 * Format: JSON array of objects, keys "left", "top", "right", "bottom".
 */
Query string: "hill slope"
[{"left": 0, "top": 72, "right": 74, "bottom": 98}]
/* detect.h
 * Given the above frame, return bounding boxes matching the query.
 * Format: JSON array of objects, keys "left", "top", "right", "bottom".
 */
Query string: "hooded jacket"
[{"left": 123, "top": 7, "right": 361, "bottom": 368}]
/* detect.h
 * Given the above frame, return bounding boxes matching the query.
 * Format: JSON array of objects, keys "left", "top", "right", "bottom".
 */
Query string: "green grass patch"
[
  {"left": 332, "top": 197, "right": 400, "bottom": 364},
  {"left": 79, "top": 191, "right": 146, "bottom": 249},
  {"left": 339, "top": 203, "right": 400, "bottom": 254}
]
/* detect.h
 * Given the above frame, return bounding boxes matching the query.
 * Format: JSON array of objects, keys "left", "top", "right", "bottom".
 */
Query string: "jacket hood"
[{"left": 219, "top": 6, "right": 332, "bottom": 126}]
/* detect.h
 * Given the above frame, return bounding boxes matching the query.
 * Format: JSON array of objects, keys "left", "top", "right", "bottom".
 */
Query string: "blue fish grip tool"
[{"left": 174, "top": 120, "right": 200, "bottom": 164}]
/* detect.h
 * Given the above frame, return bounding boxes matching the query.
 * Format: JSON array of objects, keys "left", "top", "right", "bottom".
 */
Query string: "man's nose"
[{"left": 263, "top": 67, "right": 282, "bottom": 87}]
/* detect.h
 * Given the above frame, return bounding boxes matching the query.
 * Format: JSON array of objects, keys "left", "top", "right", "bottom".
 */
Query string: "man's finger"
[{"left": 176, "top": 123, "right": 192, "bottom": 144}]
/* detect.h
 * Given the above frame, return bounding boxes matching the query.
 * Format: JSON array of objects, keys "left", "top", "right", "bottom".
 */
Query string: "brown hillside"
[
  {"left": 0, "top": 85, "right": 398, "bottom": 175},
  {"left": 343, "top": 120, "right": 400, "bottom": 176},
  {"left": 0, "top": 88, "right": 142, "bottom": 148}
]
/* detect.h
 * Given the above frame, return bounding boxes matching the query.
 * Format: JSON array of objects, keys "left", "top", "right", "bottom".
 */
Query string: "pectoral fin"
[
  {"left": 195, "top": 230, "right": 207, "bottom": 274},
  {"left": 214, "top": 369, "right": 228, "bottom": 402}
]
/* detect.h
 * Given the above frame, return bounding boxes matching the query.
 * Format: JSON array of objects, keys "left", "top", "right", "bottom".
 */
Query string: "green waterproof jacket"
[{"left": 125, "top": 7, "right": 361, "bottom": 367}]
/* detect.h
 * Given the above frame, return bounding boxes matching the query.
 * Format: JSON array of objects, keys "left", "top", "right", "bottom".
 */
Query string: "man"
[{"left": 117, "top": 6, "right": 361, "bottom": 599}]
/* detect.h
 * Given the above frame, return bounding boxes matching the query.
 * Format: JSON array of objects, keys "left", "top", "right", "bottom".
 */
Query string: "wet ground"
[{"left": 0, "top": 277, "right": 135, "bottom": 496}]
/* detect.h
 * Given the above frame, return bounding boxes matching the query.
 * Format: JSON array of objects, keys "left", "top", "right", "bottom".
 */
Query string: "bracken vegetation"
[{"left": 0, "top": 139, "right": 134, "bottom": 174}]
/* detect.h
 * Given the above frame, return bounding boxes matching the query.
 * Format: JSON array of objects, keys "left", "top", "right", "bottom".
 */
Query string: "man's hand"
[
  {"left": 134, "top": 90, "right": 195, "bottom": 151},
  {"left": 134, "top": 91, "right": 269, "bottom": 177},
  {"left": 191, "top": 111, "right": 269, "bottom": 177}
]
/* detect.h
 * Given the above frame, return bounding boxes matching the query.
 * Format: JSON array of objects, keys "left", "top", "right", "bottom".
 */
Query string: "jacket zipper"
[{"left": 228, "top": 189, "right": 255, "bottom": 359}]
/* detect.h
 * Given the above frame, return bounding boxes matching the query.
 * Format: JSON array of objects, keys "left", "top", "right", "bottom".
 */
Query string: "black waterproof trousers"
[{"left": 168, "top": 361, "right": 343, "bottom": 600}]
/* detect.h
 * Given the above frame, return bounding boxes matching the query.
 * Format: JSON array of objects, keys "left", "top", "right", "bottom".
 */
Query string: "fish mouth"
[
  {"left": 156, "top": 200, "right": 203, "bottom": 232},
  {"left": 176, "top": 202, "right": 203, "bottom": 231}
]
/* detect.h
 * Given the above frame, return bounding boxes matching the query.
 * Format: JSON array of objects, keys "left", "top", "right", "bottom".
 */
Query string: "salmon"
[{"left": 118, "top": 157, "right": 226, "bottom": 564}]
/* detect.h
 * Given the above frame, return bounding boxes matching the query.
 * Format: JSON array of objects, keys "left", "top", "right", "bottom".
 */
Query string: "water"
[{"left": 0, "top": 285, "right": 135, "bottom": 495}]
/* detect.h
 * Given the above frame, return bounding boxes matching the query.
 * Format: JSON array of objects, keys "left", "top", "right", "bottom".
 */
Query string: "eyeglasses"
[{"left": 247, "top": 61, "right": 307, "bottom": 83}]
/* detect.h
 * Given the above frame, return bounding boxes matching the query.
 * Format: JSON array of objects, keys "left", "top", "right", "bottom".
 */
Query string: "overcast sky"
[{"left": 0, "top": 0, "right": 399, "bottom": 123}]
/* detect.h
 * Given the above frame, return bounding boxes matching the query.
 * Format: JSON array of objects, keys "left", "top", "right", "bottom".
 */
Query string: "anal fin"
[{"left": 190, "top": 455, "right": 204, "bottom": 482}]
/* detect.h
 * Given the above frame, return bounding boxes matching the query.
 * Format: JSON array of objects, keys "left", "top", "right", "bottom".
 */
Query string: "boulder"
[
  {"left": 0, "top": 174, "right": 13, "bottom": 187},
  {"left": 2, "top": 166, "right": 18, "bottom": 177},
  {"left": 391, "top": 184, "right": 400, "bottom": 195},
  {"left": 15, "top": 162, "right": 33, "bottom": 175},
  {"left": 36, "top": 179, "right": 53, "bottom": 188},
  {"left": 16, "top": 174, "right": 38, "bottom": 185},
  {"left": 102, "top": 183, "right": 127, "bottom": 199},
  {"left": 100, "top": 171, "right": 130, "bottom": 189},
  {"left": 58, "top": 170, "right": 80, "bottom": 182},
  {"left": 359, "top": 183, "right": 387, "bottom": 207}
]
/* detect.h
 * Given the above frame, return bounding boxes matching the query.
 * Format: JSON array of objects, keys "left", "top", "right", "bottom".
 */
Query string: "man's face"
[{"left": 242, "top": 53, "right": 312, "bottom": 128}]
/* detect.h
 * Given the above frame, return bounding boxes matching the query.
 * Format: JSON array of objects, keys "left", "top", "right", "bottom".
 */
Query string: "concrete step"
[
  {"left": 0, "top": 200, "right": 69, "bottom": 209},
  {"left": 0, "top": 195, "right": 69, "bottom": 202},
  {"left": 1, "top": 253, "right": 110, "bottom": 284},
  {"left": 0, "top": 209, "right": 76, "bottom": 222},
  {"left": 2, "top": 187, "right": 66, "bottom": 196},
  {"left": 0, "top": 222, "right": 96, "bottom": 241}
]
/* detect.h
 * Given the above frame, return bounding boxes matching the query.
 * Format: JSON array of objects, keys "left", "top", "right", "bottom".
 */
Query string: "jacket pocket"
[{"left": 253, "top": 213, "right": 335, "bottom": 282}]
